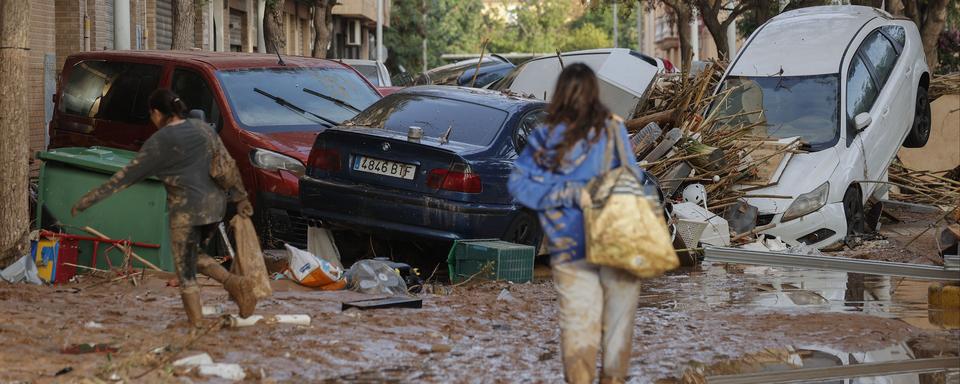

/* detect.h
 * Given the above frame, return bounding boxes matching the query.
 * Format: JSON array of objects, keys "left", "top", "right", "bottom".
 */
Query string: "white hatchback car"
[{"left": 710, "top": 6, "right": 931, "bottom": 249}]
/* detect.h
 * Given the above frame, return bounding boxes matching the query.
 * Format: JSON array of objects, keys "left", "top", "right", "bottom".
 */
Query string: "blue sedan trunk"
[{"left": 300, "top": 86, "right": 546, "bottom": 245}]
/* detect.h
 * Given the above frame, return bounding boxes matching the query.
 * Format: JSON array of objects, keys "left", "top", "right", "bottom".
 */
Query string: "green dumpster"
[{"left": 37, "top": 147, "right": 173, "bottom": 272}]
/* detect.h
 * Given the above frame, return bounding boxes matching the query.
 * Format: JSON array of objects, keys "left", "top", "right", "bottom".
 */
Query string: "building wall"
[{"left": 28, "top": 0, "right": 57, "bottom": 163}]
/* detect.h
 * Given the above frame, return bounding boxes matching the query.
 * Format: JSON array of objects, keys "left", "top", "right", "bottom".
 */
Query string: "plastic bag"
[
  {"left": 345, "top": 260, "right": 408, "bottom": 295},
  {"left": 284, "top": 244, "right": 344, "bottom": 289},
  {"left": 229, "top": 215, "right": 272, "bottom": 299}
]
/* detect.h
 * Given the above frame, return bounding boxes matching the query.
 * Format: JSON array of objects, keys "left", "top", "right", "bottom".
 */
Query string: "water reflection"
[
  {"left": 666, "top": 341, "right": 956, "bottom": 384},
  {"left": 655, "top": 263, "right": 959, "bottom": 330}
]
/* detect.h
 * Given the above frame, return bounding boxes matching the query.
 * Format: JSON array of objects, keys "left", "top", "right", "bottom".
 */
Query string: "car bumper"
[
  {"left": 258, "top": 191, "right": 309, "bottom": 248},
  {"left": 300, "top": 176, "right": 519, "bottom": 241},
  {"left": 761, "top": 202, "right": 847, "bottom": 249}
]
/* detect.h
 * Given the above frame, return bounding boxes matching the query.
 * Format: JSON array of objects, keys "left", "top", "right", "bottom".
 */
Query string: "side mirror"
[{"left": 854, "top": 112, "right": 872, "bottom": 132}]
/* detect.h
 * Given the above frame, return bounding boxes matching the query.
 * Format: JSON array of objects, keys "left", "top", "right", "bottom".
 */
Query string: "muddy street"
[{"left": 1, "top": 259, "right": 957, "bottom": 383}]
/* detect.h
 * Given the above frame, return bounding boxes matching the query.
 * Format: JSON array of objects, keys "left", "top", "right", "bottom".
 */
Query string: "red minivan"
[{"left": 49, "top": 50, "right": 382, "bottom": 246}]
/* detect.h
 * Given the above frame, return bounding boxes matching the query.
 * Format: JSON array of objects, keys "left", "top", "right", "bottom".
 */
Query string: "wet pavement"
[{"left": 0, "top": 261, "right": 956, "bottom": 383}]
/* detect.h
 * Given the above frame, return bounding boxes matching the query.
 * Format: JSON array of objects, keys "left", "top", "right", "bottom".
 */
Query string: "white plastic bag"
[{"left": 284, "top": 244, "right": 344, "bottom": 288}]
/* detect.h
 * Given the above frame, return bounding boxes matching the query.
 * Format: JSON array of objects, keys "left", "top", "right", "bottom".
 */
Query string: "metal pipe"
[
  {"left": 114, "top": 0, "right": 131, "bottom": 50},
  {"left": 257, "top": 0, "right": 266, "bottom": 53},
  {"left": 703, "top": 246, "right": 960, "bottom": 281},
  {"left": 376, "top": 0, "right": 384, "bottom": 63}
]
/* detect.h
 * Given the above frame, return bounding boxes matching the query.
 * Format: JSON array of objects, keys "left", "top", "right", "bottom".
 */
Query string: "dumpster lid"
[{"left": 38, "top": 147, "right": 143, "bottom": 175}]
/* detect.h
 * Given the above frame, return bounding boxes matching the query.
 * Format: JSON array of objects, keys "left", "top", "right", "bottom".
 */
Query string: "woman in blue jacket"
[{"left": 508, "top": 64, "right": 643, "bottom": 384}]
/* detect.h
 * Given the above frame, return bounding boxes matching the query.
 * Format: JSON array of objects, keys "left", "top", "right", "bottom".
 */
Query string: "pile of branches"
[
  {"left": 929, "top": 72, "right": 960, "bottom": 100},
  {"left": 622, "top": 61, "right": 799, "bottom": 208},
  {"left": 889, "top": 160, "right": 960, "bottom": 206}
]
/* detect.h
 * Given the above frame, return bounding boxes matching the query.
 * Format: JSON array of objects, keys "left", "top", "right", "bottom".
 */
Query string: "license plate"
[{"left": 353, "top": 156, "right": 417, "bottom": 180}]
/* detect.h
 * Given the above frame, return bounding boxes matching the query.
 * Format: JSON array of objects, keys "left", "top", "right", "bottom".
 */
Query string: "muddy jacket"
[
  {"left": 74, "top": 119, "right": 247, "bottom": 228},
  {"left": 508, "top": 118, "right": 639, "bottom": 264}
]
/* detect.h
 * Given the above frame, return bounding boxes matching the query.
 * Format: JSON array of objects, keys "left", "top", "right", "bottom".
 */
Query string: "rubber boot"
[
  {"left": 180, "top": 287, "right": 204, "bottom": 328},
  {"left": 197, "top": 256, "right": 257, "bottom": 318}
]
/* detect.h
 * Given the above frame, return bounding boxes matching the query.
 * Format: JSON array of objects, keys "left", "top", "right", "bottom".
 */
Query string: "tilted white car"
[{"left": 710, "top": 6, "right": 931, "bottom": 249}]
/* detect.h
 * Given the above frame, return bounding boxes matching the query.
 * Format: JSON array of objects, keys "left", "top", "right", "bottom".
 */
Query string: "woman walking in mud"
[
  {"left": 71, "top": 89, "right": 258, "bottom": 328},
  {"left": 508, "top": 64, "right": 644, "bottom": 384}
]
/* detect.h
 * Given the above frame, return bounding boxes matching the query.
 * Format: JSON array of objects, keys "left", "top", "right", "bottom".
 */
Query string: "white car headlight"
[
  {"left": 250, "top": 148, "right": 305, "bottom": 177},
  {"left": 781, "top": 182, "right": 829, "bottom": 222}
]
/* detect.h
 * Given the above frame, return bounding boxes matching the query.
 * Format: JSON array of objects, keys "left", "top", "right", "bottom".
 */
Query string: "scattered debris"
[
  {"left": 225, "top": 314, "right": 312, "bottom": 327},
  {"left": 83, "top": 321, "right": 104, "bottom": 329},
  {"left": 345, "top": 259, "right": 408, "bottom": 295},
  {"left": 0, "top": 254, "right": 43, "bottom": 285},
  {"left": 928, "top": 72, "right": 960, "bottom": 100},
  {"left": 202, "top": 304, "right": 225, "bottom": 317},
  {"left": 173, "top": 353, "right": 214, "bottom": 367},
  {"left": 284, "top": 244, "right": 346, "bottom": 290},
  {"left": 172, "top": 352, "right": 246, "bottom": 381},
  {"left": 341, "top": 296, "right": 423, "bottom": 311},
  {"left": 496, "top": 288, "right": 515, "bottom": 302},
  {"left": 60, "top": 343, "right": 118, "bottom": 355},
  {"left": 888, "top": 160, "right": 960, "bottom": 206},
  {"left": 672, "top": 202, "right": 731, "bottom": 247},
  {"left": 196, "top": 363, "right": 246, "bottom": 381}
]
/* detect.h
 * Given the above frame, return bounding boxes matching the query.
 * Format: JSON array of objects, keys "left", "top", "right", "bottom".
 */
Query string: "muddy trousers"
[
  {"left": 553, "top": 260, "right": 642, "bottom": 384},
  {"left": 169, "top": 224, "right": 220, "bottom": 292}
]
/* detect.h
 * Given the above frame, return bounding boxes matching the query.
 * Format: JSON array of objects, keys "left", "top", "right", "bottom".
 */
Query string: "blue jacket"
[{"left": 508, "top": 119, "right": 640, "bottom": 264}]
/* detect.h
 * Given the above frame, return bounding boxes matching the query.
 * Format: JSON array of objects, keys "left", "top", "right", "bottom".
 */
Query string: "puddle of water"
[{"left": 643, "top": 262, "right": 959, "bottom": 331}]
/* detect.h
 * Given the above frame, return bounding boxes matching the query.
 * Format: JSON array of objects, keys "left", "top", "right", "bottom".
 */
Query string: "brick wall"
[
  {"left": 28, "top": 0, "right": 57, "bottom": 163},
  {"left": 55, "top": 0, "right": 84, "bottom": 71}
]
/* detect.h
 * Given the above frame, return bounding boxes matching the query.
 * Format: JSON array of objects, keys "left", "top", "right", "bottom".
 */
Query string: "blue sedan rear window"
[{"left": 349, "top": 94, "right": 509, "bottom": 146}]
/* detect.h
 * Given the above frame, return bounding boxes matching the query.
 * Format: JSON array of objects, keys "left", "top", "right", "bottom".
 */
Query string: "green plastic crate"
[
  {"left": 447, "top": 239, "right": 534, "bottom": 283},
  {"left": 36, "top": 147, "right": 173, "bottom": 272}
]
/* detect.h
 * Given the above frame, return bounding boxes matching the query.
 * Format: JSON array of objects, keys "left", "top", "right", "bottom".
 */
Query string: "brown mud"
[{"left": 1, "top": 259, "right": 957, "bottom": 383}]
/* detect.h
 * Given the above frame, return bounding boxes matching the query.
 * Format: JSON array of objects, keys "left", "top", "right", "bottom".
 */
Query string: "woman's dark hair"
[
  {"left": 541, "top": 63, "right": 610, "bottom": 171},
  {"left": 148, "top": 89, "right": 188, "bottom": 119}
]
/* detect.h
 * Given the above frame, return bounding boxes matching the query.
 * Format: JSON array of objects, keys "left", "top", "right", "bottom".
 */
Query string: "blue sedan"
[{"left": 299, "top": 86, "right": 548, "bottom": 248}]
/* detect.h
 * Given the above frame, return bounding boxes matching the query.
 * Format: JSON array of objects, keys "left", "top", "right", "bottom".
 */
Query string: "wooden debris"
[
  {"left": 82, "top": 226, "right": 163, "bottom": 272},
  {"left": 928, "top": 72, "right": 960, "bottom": 100},
  {"left": 888, "top": 160, "right": 960, "bottom": 206}
]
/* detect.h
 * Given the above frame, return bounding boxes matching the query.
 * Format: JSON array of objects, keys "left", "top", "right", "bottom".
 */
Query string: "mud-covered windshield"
[
  {"left": 711, "top": 75, "right": 840, "bottom": 151},
  {"left": 218, "top": 67, "right": 380, "bottom": 132}
]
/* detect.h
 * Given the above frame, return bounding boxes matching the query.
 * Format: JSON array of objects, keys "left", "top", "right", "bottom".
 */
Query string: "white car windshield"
[{"left": 712, "top": 75, "right": 840, "bottom": 151}]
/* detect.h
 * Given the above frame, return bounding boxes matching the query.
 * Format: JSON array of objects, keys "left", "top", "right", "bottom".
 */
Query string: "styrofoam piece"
[
  {"left": 268, "top": 314, "right": 311, "bottom": 326},
  {"left": 202, "top": 304, "right": 224, "bottom": 317},
  {"left": 672, "top": 202, "right": 731, "bottom": 247},
  {"left": 197, "top": 363, "right": 246, "bottom": 381},
  {"left": 173, "top": 353, "right": 214, "bottom": 367},
  {"left": 227, "top": 315, "right": 264, "bottom": 327}
]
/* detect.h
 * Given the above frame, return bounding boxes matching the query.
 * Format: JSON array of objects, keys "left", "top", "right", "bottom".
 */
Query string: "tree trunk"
[
  {"left": 171, "top": 0, "right": 195, "bottom": 50},
  {"left": 902, "top": 0, "right": 920, "bottom": 26},
  {"left": 884, "top": 0, "right": 904, "bottom": 16},
  {"left": 665, "top": 1, "right": 694, "bottom": 73},
  {"left": 919, "top": 0, "right": 948, "bottom": 73},
  {"left": 311, "top": 0, "right": 334, "bottom": 58},
  {"left": 0, "top": 0, "right": 31, "bottom": 267},
  {"left": 264, "top": 0, "right": 285, "bottom": 54},
  {"left": 655, "top": 0, "right": 693, "bottom": 71},
  {"left": 696, "top": 1, "right": 729, "bottom": 60}
]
